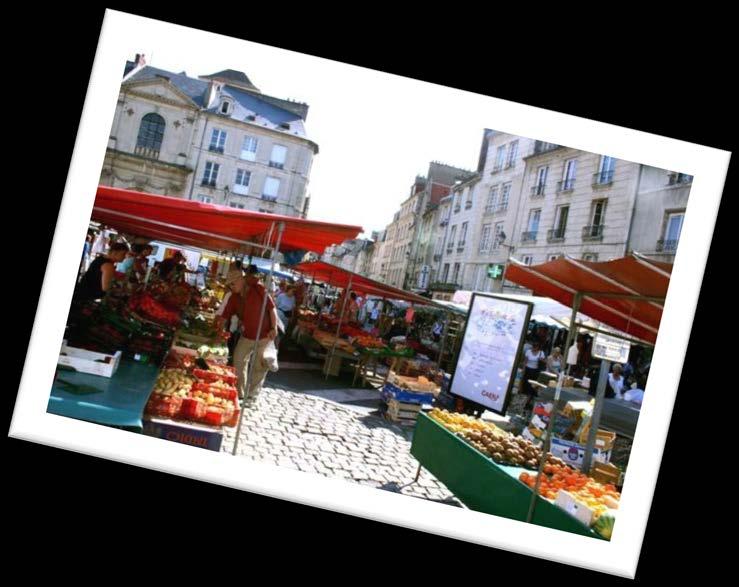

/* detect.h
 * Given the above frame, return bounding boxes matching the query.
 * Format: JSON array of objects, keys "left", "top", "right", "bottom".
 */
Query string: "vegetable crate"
[{"left": 57, "top": 345, "right": 122, "bottom": 378}]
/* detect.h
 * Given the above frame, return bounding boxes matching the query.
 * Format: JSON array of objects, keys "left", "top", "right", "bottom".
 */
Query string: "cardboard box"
[
  {"left": 591, "top": 461, "right": 621, "bottom": 487},
  {"left": 550, "top": 437, "right": 611, "bottom": 469},
  {"left": 143, "top": 417, "right": 223, "bottom": 451},
  {"left": 58, "top": 345, "right": 122, "bottom": 378},
  {"left": 577, "top": 428, "right": 616, "bottom": 451},
  {"left": 555, "top": 490, "right": 596, "bottom": 527}
]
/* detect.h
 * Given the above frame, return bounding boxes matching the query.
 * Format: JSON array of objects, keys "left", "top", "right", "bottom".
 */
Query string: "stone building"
[{"left": 101, "top": 54, "right": 318, "bottom": 218}]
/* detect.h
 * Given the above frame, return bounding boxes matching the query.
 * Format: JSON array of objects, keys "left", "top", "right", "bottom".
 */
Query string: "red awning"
[
  {"left": 92, "top": 186, "right": 363, "bottom": 254},
  {"left": 292, "top": 261, "right": 448, "bottom": 308},
  {"left": 504, "top": 254, "right": 671, "bottom": 344}
]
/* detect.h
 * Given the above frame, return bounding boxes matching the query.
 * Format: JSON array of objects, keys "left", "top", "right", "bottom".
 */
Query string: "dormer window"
[{"left": 220, "top": 100, "right": 232, "bottom": 115}]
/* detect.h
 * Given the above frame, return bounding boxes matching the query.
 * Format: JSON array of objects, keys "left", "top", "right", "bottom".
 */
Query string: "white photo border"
[{"left": 9, "top": 9, "right": 731, "bottom": 579}]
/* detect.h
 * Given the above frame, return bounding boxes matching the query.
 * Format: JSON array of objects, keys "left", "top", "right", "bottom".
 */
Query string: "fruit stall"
[
  {"left": 49, "top": 186, "right": 363, "bottom": 453},
  {"left": 411, "top": 409, "right": 617, "bottom": 540}
]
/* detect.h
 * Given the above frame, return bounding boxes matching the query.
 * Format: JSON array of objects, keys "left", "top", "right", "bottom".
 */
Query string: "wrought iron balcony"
[
  {"left": 453, "top": 205, "right": 461, "bottom": 213},
  {"left": 521, "top": 231, "right": 537, "bottom": 243},
  {"left": 547, "top": 228, "right": 566, "bottom": 242},
  {"left": 592, "top": 170, "right": 614, "bottom": 186},
  {"left": 440, "top": 219, "right": 449, "bottom": 227},
  {"left": 465, "top": 201, "right": 473, "bottom": 209},
  {"left": 656, "top": 239, "right": 679, "bottom": 252},
  {"left": 208, "top": 145, "right": 225, "bottom": 154},
  {"left": 484, "top": 205, "right": 495, "bottom": 215},
  {"left": 457, "top": 244, "right": 465, "bottom": 252},
  {"left": 261, "top": 194, "right": 278, "bottom": 202},
  {"left": 505, "top": 160, "right": 516, "bottom": 169},
  {"left": 446, "top": 247, "right": 453, "bottom": 254},
  {"left": 268, "top": 161, "right": 285, "bottom": 170},
  {"left": 495, "top": 204, "right": 508, "bottom": 214},
  {"left": 532, "top": 141, "right": 560, "bottom": 155},
  {"left": 430, "top": 282, "right": 459, "bottom": 292},
  {"left": 491, "top": 164, "right": 503, "bottom": 174},
  {"left": 557, "top": 178, "right": 575, "bottom": 192},
  {"left": 433, "top": 254, "right": 442, "bottom": 262},
  {"left": 200, "top": 179, "right": 217, "bottom": 187},
  {"left": 582, "top": 224, "right": 605, "bottom": 241},
  {"left": 531, "top": 184, "right": 546, "bottom": 198}
]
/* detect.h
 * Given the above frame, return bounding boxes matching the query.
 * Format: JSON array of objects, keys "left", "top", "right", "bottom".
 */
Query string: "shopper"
[
  {"left": 130, "top": 244, "right": 153, "bottom": 284},
  {"left": 158, "top": 251, "right": 196, "bottom": 282},
  {"left": 521, "top": 340, "right": 546, "bottom": 410},
  {"left": 79, "top": 233, "right": 93, "bottom": 278},
  {"left": 89, "top": 228, "right": 109, "bottom": 259},
  {"left": 606, "top": 363, "right": 626, "bottom": 399},
  {"left": 343, "top": 292, "right": 360, "bottom": 324},
  {"left": 432, "top": 318, "right": 444, "bottom": 342},
  {"left": 74, "top": 242, "right": 130, "bottom": 303},
  {"left": 221, "top": 265, "right": 279, "bottom": 401},
  {"left": 546, "top": 346, "right": 564, "bottom": 374},
  {"left": 225, "top": 260, "right": 244, "bottom": 288},
  {"left": 276, "top": 285, "right": 296, "bottom": 324}
]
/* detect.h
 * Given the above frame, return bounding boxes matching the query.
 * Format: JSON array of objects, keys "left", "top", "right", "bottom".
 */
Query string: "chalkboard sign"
[{"left": 448, "top": 293, "right": 533, "bottom": 415}]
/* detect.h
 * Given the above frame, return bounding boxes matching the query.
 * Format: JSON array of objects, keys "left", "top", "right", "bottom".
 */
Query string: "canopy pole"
[
  {"left": 232, "top": 221, "right": 284, "bottom": 456},
  {"left": 526, "top": 292, "right": 582, "bottom": 524},
  {"left": 582, "top": 359, "right": 610, "bottom": 473},
  {"left": 325, "top": 273, "right": 353, "bottom": 381},
  {"left": 436, "top": 311, "right": 452, "bottom": 370}
]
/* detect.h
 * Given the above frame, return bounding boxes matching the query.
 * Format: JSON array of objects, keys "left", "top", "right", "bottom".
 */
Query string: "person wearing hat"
[{"left": 221, "top": 265, "right": 280, "bottom": 400}]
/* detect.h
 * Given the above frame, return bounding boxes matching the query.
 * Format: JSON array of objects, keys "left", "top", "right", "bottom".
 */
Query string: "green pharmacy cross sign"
[{"left": 487, "top": 263, "right": 505, "bottom": 280}]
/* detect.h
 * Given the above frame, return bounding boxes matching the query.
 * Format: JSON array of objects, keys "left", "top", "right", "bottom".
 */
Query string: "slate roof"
[
  {"left": 126, "top": 65, "right": 209, "bottom": 107},
  {"left": 201, "top": 69, "right": 260, "bottom": 91}
]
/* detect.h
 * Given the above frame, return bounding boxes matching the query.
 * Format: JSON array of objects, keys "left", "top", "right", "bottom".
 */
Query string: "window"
[
  {"left": 521, "top": 255, "right": 533, "bottom": 266},
  {"left": 465, "top": 188, "right": 473, "bottom": 209},
  {"left": 241, "top": 136, "right": 258, "bottom": 161},
  {"left": 442, "top": 263, "right": 450, "bottom": 282},
  {"left": 527, "top": 209, "right": 541, "bottom": 232},
  {"left": 591, "top": 199, "right": 607, "bottom": 226},
  {"left": 668, "top": 172, "right": 693, "bottom": 185},
  {"left": 551, "top": 205, "right": 569, "bottom": 240},
  {"left": 220, "top": 100, "right": 231, "bottom": 114},
  {"left": 492, "top": 222, "right": 505, "bottom": 249},
  {"left": 270, "top": 145, "right": 288, "bottom": 169},
  {"left": 561, "top": 159, "right": 577, "bottom": 190},
  {"left": 209, "top": 128, "right": 227, "bottom": 153},
  {"left": 201, "top": 161, "right": 219, "bottom": 186},
  {"left": 448, "top": 225, "right": 457, "bottom": 250},
  {"left": 533, "top": 166, "right": 548, "bottom": 196},
  {"left": 233, "top": 169, "right": 251, "bottom": 195},
  {"left": 459, "top": 222, "right": 468, "bottom": 248},
  {"left": 435, "top": 236, "right": 444, "bottom": 255},
  {"left": 506, "top": 141, "right": 518, "bottom": 168},
  {"left": 494, "top": 146, "right": 506, "bottom": 171},
  {"left": 454, "top": 193, "right": 461, "bottom": 212},
  {"left": 485, "top": 186, "right": 499, "bottom": 213},
  {"left": 263, "top": 177, "right": 280, "bottom": 201},
  {"left": 597, "top": 156, "right": 616, "bottom": 183},
  {"left": 548, "top": 254, "right": 560, "bottom": 262},
  {"left": 583, "top": 253, "right": 598, "bottom": 262},
  {"left": 136, "top": 113, "right": 165, "bottom": 153},
  {"left": 229, "top": 202, "right": 245, "bottom": 209},
  {"left": 661, "top": 212, "right": 684, "bottom": 252},
  {"left": 479, "top": 224, "right": 492, "bottom": 252},
  {"left": 452, "top": 263, "right": 461, "bottom": 284},
  {"left": 197, "top": 194, "right": 213, "bottom": 204},
  {"left": 498, "top": 183, "right": 511, "bottom": 212}
]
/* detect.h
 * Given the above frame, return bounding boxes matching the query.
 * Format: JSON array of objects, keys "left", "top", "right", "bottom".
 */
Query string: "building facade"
[{"left": 101, "top": 55, "right": 318, "bottom": 218}]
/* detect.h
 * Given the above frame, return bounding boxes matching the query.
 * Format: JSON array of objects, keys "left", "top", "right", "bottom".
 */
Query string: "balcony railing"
[
  {"left": 592, "top": 170, "right": 614, "bottom": 186},
  {"left": 465, "top": 201, "right": 473, "bottom": 209},
  {"left": 446, "top": 247, "right": 453, "bottom": 254},
  {"left": 532, "top": 141, "right": 560, "bottom": 155},
  {"left": 200, "top": 179, "right": 217, "bottom": 187},
  {"left": 484, "top": 205, "right": 495, "bottom": 215},
  {"left": 547, "top": 228, "right": 566, "bottom": 242},
  {"left": 268, "top": 161, "right": 285, "bottom": 170},
  {"left": 505, "top": 160, "right": 516, "bottom": 169},
  {"left": 134, "top": 145, "right": 160, "bottom": 159},
  {"left": 453, "top": 205, "right": 461, "bottom": 213},
  {"left": 495, "top": 204, "right": 508, "bottom": 214},
  {"left": 668, "top": 173, "right": 693, "bottom": 186},
  {"left": 433, "top": 254, "right": 442, "bottom": 262},
  {"left": 261, "top": 194, "right": 278, "bottom": 202},
  {"left": 457, "top": 244, "right": 465, "bottom": 252},
  {"left": 656, "top": 239, "right": 679, "bottom": 252},
  {"left": 521, "top": 231, "right": 537, "bottom": 243},
  {"left": 557, "top": 178, "right": 575, "bottom": 192},
  {"left": 582, "top": 224, "right": 605, "bottom": 241},
  {"left": 531, "top": 184, "right": 546, "bottom": 198},
  {"left": 491, "top": 164, "right": 503, "bottom": 174},
  {"left": 440, "top": 219, "right": 449, "bottom": 227},
  {"left": 208, "top": 145, "right": 225, "bottom": 154}
]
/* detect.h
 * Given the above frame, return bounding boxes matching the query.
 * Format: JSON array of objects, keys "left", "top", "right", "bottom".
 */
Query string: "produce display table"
[
  {"left": 48, "top": 358, "right": 161, "bottom": 431},
  {"left": 536, "top": 385, "right": 640, "bottom": 439},
  {"left": 410, "top": 412, "right": 602, "bottom": 539}
]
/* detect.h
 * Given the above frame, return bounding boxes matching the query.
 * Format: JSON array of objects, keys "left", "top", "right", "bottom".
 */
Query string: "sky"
[{"left": 129, "top": 30, "right": 497, "bottom": 237}]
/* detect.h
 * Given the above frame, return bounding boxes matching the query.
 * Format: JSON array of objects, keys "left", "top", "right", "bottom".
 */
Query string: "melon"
[{"left": 593, "top": 511, "right": 616, "bottom": 540}]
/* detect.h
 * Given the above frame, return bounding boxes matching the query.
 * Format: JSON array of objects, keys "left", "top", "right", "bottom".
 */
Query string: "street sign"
[
  {"left": 592, "top": 331, "right": 631, "bottom": 363},
  {"left": 487, "top": 263, "right": 505, "bottom": 280}
]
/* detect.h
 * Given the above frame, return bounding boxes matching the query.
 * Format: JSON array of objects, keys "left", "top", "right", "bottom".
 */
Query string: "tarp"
[
  {"left": 504, "top": 254, "right": 671, "bottom": 344},
  {"left": 92, "top": 186, "right": 363, "bottom": 254},
  {"left": 451, "top": 291, "right": 590, "bottom": 324},
  {"left": 292, "top": 261, "right": 451, "bottom": 309}
]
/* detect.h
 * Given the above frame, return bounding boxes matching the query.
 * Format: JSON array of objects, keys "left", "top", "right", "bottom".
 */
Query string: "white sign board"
[
  {"left": 449, "top": 294, "right": 533, "bottom": 415},
  {"left": 592, "top": 331, "right": 631, "bottom": 363},
  {"left": 417, "top": 265, "right": 430, "bottom": 290}
]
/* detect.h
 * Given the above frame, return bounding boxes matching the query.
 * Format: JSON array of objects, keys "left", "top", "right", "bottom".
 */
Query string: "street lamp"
[{"left": 494, "top": 231, "right": 515, "bottom": 292}]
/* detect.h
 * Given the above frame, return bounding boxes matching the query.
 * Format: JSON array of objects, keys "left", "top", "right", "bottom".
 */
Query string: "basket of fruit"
[{"left": 193, "top": 367, "right": 238, "bottom": 387}]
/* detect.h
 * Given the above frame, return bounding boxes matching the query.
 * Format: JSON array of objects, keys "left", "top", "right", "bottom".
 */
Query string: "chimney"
[
  {"left": 135, "top": 53, "right": 147, "bottom": 67},
  {"left": 203, "top": 80, "right": 221, "bottom": 109}
]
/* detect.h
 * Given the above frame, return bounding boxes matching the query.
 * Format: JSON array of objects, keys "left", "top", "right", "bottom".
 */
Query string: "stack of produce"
[
  {"left": 193, "top": 365, "right": 238, "bottom": 387},
  {"left": 145, "top": 368, "right": 240, "bottom": 427},
  {"left": 129, "top": 294, "right": 181, "bottom": 327}
]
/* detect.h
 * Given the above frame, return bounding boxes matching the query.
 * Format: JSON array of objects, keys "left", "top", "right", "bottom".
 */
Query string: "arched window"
[{"left": 136, "top": 113, "right": 165, "bottom": 155}]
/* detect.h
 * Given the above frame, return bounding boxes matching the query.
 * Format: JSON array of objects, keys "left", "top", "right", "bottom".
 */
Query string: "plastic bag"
[{"left": 262, "top": 340, "right": 279, "bottom": 372}]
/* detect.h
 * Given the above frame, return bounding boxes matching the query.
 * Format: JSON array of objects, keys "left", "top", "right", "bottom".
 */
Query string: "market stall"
[{"left": 49, "top": 186, "right": 362, "bottom": 453}]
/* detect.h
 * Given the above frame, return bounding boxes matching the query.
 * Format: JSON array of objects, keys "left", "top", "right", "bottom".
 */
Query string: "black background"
[{"left": 8, "top": 6, "right": 730, "bottom": 582}]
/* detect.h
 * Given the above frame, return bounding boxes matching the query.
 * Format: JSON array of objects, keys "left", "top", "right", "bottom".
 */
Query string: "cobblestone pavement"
[{"left": 222, "top": 387, "right": 463, "bottom": 506}]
